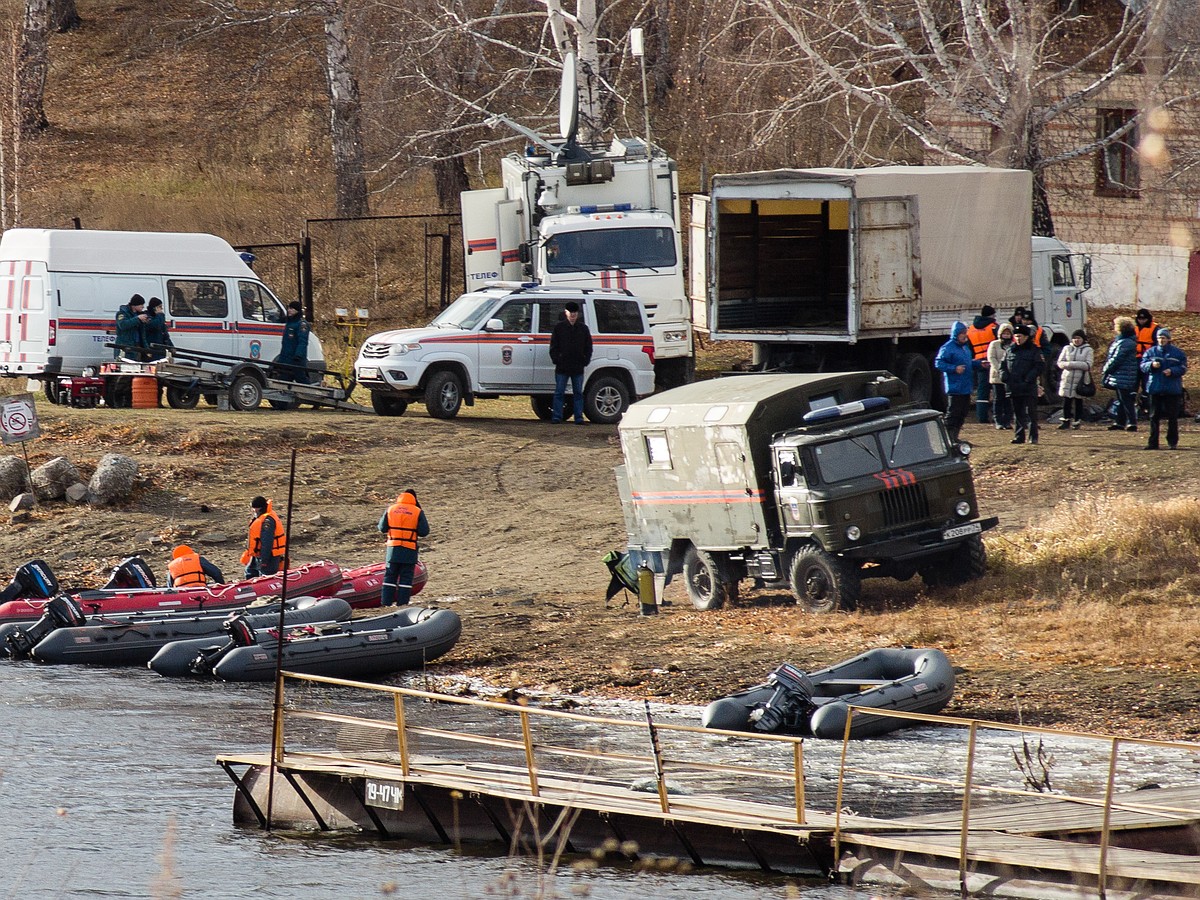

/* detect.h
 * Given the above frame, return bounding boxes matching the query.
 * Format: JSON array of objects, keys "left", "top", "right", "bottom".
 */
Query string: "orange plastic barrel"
[{"left": 130, "top": 376, "right": 160, "bottom": 409}]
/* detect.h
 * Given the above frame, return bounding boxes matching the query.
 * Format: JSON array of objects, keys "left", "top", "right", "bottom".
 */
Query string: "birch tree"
[
  {"left": 740, "top": 0, "right": 1199, "bottom": 235},
  {"left": 17, "top": 0, "right": 50, "bottom": 135}
]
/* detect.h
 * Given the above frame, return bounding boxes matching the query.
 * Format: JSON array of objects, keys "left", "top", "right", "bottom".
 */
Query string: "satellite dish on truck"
[{"left": 557, "top": 52, "right": 589, "bottom": 162}]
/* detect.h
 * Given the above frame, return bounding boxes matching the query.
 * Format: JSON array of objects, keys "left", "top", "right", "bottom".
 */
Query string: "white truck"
[
  {"left": 460, "top": 57, "right": 693, "bottom": 390},
  {"left": 0, "top": 228, "right": 323, "bottom": 403},
  {"left": 690, "top": 166, "right": 1090, "bottom": 404}
]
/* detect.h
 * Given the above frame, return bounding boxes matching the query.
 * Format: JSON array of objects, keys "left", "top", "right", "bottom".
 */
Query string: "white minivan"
[{"left": 0, "top": 228, "right": 323, "bottom": 402}]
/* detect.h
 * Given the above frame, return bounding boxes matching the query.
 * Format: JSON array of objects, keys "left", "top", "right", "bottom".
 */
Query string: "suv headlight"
[
  {"left": 385, "top": 343, "right": 422, "bottom": 356},
  {"left": 845, "top": 525, "right": 862, "bottom": 541},
  {"left": 955, "top": 501, "right": 972, "bottom": 517}
]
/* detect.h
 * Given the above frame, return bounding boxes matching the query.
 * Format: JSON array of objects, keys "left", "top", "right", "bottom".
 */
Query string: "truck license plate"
[
  {"left": 358, "top": 366, "right": 379, "bottom": 380},
  {"left": 942, "top": 522, "right": 982, "bottom": 541}
]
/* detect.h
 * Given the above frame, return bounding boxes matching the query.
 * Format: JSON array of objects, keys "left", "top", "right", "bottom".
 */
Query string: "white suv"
[{"left": 355, "top": 284, "right": 656, "bottom": 423}]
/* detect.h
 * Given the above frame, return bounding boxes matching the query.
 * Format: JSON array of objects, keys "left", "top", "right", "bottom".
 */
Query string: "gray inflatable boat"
[
  {"left": 701, "top": 647, "right": 955, "bottom": 739},
  {"left": 25, "top": 596, "right": 353, "bottom": 666},
  {"left": 150, "top": 606, "right": 461, "bottom": 681}
]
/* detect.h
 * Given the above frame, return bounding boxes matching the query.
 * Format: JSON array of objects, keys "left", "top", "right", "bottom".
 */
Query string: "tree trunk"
[
  {"left": 18, "top": 0, "right": 50, "bottom": 135},
  {"left": 322, "top": 1, "right": 368, "bottom": 217},
  {"left": 650, "top": 0, "right": 673, "bottom": 105},
  {"left": 432, "top": 153, "right": 469, "bottom": 212},
  {"left": 51, "top": 0, "right": 81, "bottom": 32}
]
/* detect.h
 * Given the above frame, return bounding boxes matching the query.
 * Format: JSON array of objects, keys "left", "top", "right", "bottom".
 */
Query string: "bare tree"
[
  {"left": 741, "top": 0, "right": 1199, "bottom": 235},
  {"left": 17, "top": 0, "right": 50, "bottom": 135}
]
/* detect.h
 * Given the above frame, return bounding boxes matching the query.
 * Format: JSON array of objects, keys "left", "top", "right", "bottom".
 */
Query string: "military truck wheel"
[
  {"left": 924, "top": 535, "right": 987, "bottom": 588},
  {"left": 789, "top": 546, "right": 860, "bottom": 613},
  {"left": 682, "top": 546, "right": 737, "bottom": 611},
  {"left": 425, "top": 370, "right": 463, "bottom": 419},
  {"left": 584, "top": 375, "right": 630, "bottom": 424},
  {"left": 166, "top": 385, "right": 200, "bottom": 409},
  {"left": 895, "top": 353, "right": 933, "bottom": 407},
  {"left": 530, "top": 396, "right": 554, "bottom": 421},
  {"left": 371, "top": 392, "right": 408, "bottom": 417}
]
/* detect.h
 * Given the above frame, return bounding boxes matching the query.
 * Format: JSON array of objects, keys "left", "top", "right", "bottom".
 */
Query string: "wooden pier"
[{"left": 217, "top": 673, "right": 1200, "bottom": 899}]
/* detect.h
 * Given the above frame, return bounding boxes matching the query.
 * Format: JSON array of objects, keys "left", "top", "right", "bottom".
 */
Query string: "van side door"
[
  {"left": 235, "top": 280, "right": 286, "bottom": 362},
  {"left": 165, "top": 278, "right": 236, "bottom": 358}
]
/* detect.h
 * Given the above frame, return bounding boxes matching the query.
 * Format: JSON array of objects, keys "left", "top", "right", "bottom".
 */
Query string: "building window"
[{"left": 1096, "top": 108, "right": 1140, "bottom": 198}]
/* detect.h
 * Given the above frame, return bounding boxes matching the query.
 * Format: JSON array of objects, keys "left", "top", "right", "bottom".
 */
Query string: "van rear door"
[{"left": 0, "top": 261, "right": 49, "bottom": 374}]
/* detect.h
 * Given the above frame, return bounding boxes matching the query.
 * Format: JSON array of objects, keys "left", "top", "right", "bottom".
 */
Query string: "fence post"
[
  {"left": 794, "top": 739, "right": 806, "bottom": 825},
  {"left": 1098, "top": 737, "right": 1120, "bottom": 900},
  {"left": 832, "top": 708, "right": 855, "bottom": 869},
  {"left": 958, "top": 720, "right": 978, "bottom": 896},
  {"left": 394, "top": 692, "right": 410, "bottom": 777},
  {"left": 519, "top": 709, "right": 540, "bottom": 797}
]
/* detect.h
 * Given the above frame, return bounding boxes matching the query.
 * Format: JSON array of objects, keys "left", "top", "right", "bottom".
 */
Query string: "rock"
[
  {"left": 307, "top": 513, "right": 329, "bottom": 526},
  {"left": 87, "top": 454, "right": 138, "bottom": 505},
  {"left": 0, "top": 457, "right": 29, "bottom": 502},
  {"left": 10, "top": 510, "right": 30, "bottom": 524},
  {"left": 31, "top": 456, "right": 80, "bottom": 501},
  {"left": 59, "top": 550, "right": 79, "bottom": 561},
  {"left": 198, "top": 532, "right": 229, "bottom": 544},
  {"left": 64, "top": 482, "right": 89, "bottom": 504},
  {"left": 9, "top": 492, "right": 35, "bottom": 511}
]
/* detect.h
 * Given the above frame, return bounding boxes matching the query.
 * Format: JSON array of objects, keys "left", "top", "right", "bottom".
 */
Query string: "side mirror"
[
  {"left": 1080, "top": 255, "right": 1092, "bottom": 291},
  {"left": 519, "top": 243, "right": 531, "bottom": 264},
  {"left": 484, "top": 318, "right": 504, "bottom": 332}
]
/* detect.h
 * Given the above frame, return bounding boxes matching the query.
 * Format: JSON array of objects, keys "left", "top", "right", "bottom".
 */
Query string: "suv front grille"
[
  {"left": 360, "top": 343, "right": 391, "bottom": 359},
  {"left": 879, "top": 482, "right": 930, "bottom": 529}
]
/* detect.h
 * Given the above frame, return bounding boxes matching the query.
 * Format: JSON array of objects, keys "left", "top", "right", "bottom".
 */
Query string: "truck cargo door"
[
  {"left": 16, "top": 274, "right": 48, "bottom": 363},
  {"left": 689, "top": 195, "right": 709, "bottom": 331},
  {"left": 855, "top": 197, "right": 919, "bottom": 331},
  {"left": 462, "top": 189, "right": 524, "bottom": 286},
  {"left": 715, "top": 441, "right": 761, "bottom": 545}
]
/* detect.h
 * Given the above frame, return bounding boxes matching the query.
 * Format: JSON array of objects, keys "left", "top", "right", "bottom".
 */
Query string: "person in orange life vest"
[
  {"left": 166, "top": 544, "right": 225, "bottom": 587},
  {"left": 1134, "top": 308, "right": 1160, "bottom": 394},
  {"left": 966, "top": 305, "right": 998, "bottom": 423},
  {"left": 378, "top": 489, "right": 429, "bottom": 606},
  {"left": 240, "top": 496, "right": 286, "bottom": 578}
]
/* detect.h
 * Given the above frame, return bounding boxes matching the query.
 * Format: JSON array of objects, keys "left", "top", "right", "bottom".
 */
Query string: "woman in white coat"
[
  {"left": 987, "top": 322, "right": 1015, "bottom": 429},
  {"left": 1057, "top": 329, "right": 1094, "bottom": 429}
]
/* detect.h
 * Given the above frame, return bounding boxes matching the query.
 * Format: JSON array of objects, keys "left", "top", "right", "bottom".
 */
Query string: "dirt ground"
[{"left": 7, "top": 389, "right": 1200, "bottom": 742}]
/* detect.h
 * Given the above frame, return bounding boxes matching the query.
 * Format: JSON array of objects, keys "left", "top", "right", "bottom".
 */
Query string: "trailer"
[{"left": 101, "top": 344, "right": 370, "bottom": 413}]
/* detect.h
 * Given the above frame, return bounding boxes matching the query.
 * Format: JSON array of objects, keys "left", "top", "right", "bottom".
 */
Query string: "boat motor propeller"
[
  {"left": 3, "top": 594, "right": 86, "bottom": 660},
  {"left": 189, "top": 614, "right": 258, "bottom": 675},
  {"left": 749, "top": 662, "right": 814, "bottom": 733},
  {"left": 0, "top": 559, "right": 60, "bottom": 604}
]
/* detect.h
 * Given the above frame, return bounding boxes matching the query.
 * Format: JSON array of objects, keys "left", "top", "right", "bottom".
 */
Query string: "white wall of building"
[{"left": 1072, "top": 242, "right": 1191, "bottom": 312}]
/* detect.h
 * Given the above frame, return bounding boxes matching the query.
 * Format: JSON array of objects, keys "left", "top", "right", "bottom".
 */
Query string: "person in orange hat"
[
  {"left": 166, "top": 544, "right": 225, "bottom": 587},
  {"left": 378, "top": 489, "right": 430, "bottom": 606}
]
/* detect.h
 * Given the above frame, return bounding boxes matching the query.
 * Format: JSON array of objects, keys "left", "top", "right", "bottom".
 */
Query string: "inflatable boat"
[
  {"left": 149, "top": 606, "right": 461, "bottom": 681},
  {"left": 331, "top": 561, "right": 427, "bottom": 608},
  {"left": 701, "top": 647, "right": 956, "bottom": 740},
  {"left": 0, "top": 560, "right": 344, "bottom": 623},
  {"left": 13, "top": 597, "right": 354, "bottom": 666}
]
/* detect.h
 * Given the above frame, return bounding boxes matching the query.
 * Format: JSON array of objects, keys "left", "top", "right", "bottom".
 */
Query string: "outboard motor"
[
  {"left": 749, "top": 663, "right": 815, "bottom": 734},
  {"left": 189, "top": 614, "right": 257, "bottom": 675},
  {"left": 4, "top": 595, "right": 87, "bottom": 660},
  {"left": 0, "top": 559, "right": 60, "bottom": 604},
  {"left": 101, "top": 556, "right": 157, "bottom": 590}
]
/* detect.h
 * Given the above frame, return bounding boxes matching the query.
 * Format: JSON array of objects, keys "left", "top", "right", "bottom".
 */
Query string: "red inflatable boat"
[{"left": 330, "top": 561, "right": 427, "bottom": 609}]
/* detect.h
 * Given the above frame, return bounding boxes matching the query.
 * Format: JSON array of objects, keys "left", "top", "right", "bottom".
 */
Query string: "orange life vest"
[
  {"left": 246, "top": 502, "right": 286, "bottom": 560},
  {"left": 386, "top": 494, "right": 421, "bottom": 550},
  {"left": 966, "top": 323, "right": 997, "bottom": 360},
  {"left": 168, "top": 551, "right": 206, "bottom": 587},
  {"left": 1136, "top": 322, "right": 1157, "bottom": 358},
  {"left": 1029, "top": 325, "right": 1044, "bottom": 349}
]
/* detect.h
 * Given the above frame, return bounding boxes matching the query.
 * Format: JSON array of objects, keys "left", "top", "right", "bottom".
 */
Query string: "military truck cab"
[{"left": 615, "top": 372, "right": 997, "bottom": 613}]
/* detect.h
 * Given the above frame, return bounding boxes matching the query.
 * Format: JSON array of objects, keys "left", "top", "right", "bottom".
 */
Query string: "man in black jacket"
[
  {"left": 549, "top": 301, "right": 593, "bottom": 424},
  {"left": 1001, "top": 325, "right": 1045, "bottom": 445}
]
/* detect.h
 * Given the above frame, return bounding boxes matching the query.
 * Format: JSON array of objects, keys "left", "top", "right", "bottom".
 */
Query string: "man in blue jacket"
[
  {"left": 934, "top": 321, "right": 986, "bottom": 442},
  {"left": 1140, "top": 327, "right": 1187, "bottom": 450}
]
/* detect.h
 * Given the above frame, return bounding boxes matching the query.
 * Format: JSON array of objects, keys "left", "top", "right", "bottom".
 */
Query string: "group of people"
[
  {"left": 167, "top": 491, "right": 431, "bottom": 609},
  {"left": 938, "top": 305, "right": 1187, "bottom": 450},
  {"left": 114, "top": 294, "right": 172, "bottom": 361}
]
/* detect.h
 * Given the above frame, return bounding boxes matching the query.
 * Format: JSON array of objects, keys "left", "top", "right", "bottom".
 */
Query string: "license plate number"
[
  {"left": 358, "top": 366, "right": 379, "bottom": 380},
  {"left": 364, "top": 778, "right": 405, "bottom": 810},
  {"left": 942, "top": 522, "right": 982, "bottom": 541}
]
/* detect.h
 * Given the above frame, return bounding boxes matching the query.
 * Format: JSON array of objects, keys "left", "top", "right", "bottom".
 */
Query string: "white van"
[{"left": 0, "top": 228, "right": 324, "bottom": 401}]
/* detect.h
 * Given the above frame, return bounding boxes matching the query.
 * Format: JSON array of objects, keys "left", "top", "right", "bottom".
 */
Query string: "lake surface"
[{"left": 5, "top": 663, "right": 1195, "bottom": 898}]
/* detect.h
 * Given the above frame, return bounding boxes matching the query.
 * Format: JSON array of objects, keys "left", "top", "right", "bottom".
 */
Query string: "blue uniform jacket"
[
  {"left": 1140, "top": 343, "right": 1188, "bottom": 395},
  {"left": 934, "top": 322, "right": 982, "bottom": 396},
  {"left": 1101, "top": 334, "right": 1139, "bottom": 391}
]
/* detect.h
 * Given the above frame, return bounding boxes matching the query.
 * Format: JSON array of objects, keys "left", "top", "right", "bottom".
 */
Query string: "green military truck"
[{"left": 614, "top": 372, "right": 997, "bottom": 612}]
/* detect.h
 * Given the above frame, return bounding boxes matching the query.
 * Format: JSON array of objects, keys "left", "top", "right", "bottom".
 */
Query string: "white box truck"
[
  {"left": 690, "top": 166, "right": 1090, "bottom": 404},
  {"left": 0, "top": 228, "right": 324, "bottom": 403}
]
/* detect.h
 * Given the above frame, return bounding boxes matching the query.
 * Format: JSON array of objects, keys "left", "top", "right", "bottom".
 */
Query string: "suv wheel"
[
  {"left": 371, "top": 391, "right": 409, "bottom": 417},
  {"left": 682, "top": 546, "right": 737, "bottom": 611},
  {"left": 530, "top": 396, "right": 554, "bottom": 421},
  {"left": 789, "top": 546, "right": 860, "bottom": 613},
  {"left": 584, "top": 375, "right": 630, "bottom": 424},
  {"left": 425, "top": 370, "right": 463, "bottom": 419}
]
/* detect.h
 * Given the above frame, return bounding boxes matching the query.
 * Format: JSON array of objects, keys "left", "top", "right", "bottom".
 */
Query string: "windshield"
[
  {"left": 545, "top": 227, "right": 677, "bottom": 274},
  {"left": 812, "top": 420, "right": 948, "bottom": 483},
  {"left": 430, "top": 295, "right": 498, "bottom": 330}
]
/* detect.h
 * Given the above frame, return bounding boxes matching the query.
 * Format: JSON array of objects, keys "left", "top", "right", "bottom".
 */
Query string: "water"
[
  {"left": 6, "top": 665, "right": 1198, "bottom": 899},
  {"left": 0, "top": 664, "right": 915, "bottom": 899}
]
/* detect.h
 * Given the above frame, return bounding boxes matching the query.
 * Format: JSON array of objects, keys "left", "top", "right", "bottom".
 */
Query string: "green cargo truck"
[{"left": 615, "top": 372, "right": 998, "bottom": 612}]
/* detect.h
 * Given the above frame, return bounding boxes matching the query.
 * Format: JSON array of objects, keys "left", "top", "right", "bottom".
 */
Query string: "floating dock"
[{"left": 217, "top": 674, "right": 1200, "bottom": 899}]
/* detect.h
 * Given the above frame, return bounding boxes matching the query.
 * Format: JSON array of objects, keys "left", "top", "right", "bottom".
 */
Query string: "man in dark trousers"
[
  {"left": 549, "top": 300, "right": 593, "bottom": 424},
  {"left": 1001, "top": 325, "right": 1045, "bottom": 445},
  {"left": 378, "top": 489, "right": 430, "bottom": 606}
]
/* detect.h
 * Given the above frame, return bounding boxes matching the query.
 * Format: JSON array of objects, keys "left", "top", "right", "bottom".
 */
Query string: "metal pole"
[
  {"left": 644, "top": 699, "right": 670, "bottom": 813},
  {"left": 793, "top": 740, "right": 806, "bottom": 825},
  {"left": 519, "top": 709, "right": 540, "bottom": 796},
  {"left": 265, "top": 448, "right": 298, "bottom": 830},
  {"left": 1098, "top": 737, "right": 1120, "bottom": 900},
  {"left": 832, "top": 708, "right": 854, "bottom": 869},
  {"left": 958, "top": 721, "right": 978, "bottom": 897}
]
